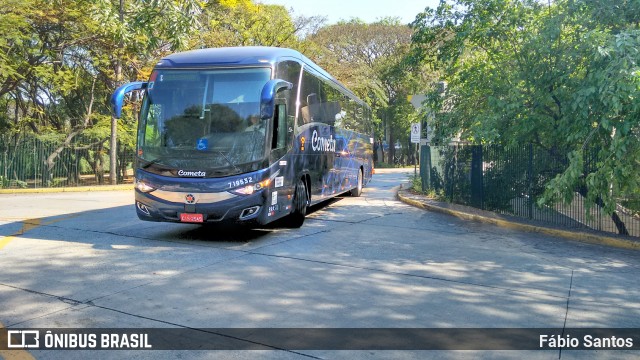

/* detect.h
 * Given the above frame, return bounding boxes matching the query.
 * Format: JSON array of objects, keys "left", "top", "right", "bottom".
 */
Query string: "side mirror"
[
  {"left": 111, "top": 81, "right": 147, "bottom": 118},
  {"left": 260, "top": 79, "right": 292, "bottom": 119}
]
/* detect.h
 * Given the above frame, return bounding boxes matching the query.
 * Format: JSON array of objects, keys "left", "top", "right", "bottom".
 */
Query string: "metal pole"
[
  {"left": 413, "top": 144, "right": 418, "bottom": 177},
  {"left": 528, "top": 143, "right": 534, "bottom": 220},
  {"left": 110, "top": 0, "right": 124, "bottom": 185}
]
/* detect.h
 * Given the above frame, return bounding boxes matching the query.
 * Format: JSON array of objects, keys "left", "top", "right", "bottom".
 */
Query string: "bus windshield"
[{"left": 137, "top": 67, "right": 272, "bottom": 176}]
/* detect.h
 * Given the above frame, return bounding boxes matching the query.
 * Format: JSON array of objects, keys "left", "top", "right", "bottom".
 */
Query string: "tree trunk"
[
  {"left": 578, "top": 186, "right": 629, "bottom": 236},
  {"left": 118, "top": 141, "right": 129, "bottom": 183},
  {"left": 387, "top": 113, "right": 395, "bottom": 164},
  {"left": 43, "top": 78, "right": 96, "bottom": 186},
  {"left": 95, "top": 145, "right": 105, "bottom": 185},
  {"left": 110, "top": 0, "right": 125, "bottom": 185}
]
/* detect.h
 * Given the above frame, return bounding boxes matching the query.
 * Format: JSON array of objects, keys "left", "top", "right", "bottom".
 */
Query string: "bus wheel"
[
  {"left": 286, "top": 178, "right": 308, "bottom": 228},
  {"left": 350, "top": 169, "right": 363, "bottom": 197}
]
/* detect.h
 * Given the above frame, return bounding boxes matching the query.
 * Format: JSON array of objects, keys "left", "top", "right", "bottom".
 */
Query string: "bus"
[{"left": 111, "top": 46, "right": 374, "bottom": 228}]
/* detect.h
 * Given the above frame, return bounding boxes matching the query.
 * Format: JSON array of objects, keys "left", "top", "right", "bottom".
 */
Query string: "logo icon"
[
  {"left": 7, "top": 330, "right": 40, "bottom": 348},
  {"left": 196, "top": 138, "right": 208, "bottom": 151},
  {"left": 185, "top": 194, "right": 196, "bottom": 204}
]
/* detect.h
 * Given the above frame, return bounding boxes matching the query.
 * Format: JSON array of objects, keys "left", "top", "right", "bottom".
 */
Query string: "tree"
[
  {"left": 411, "top": 0, "right": 640, "bottom": 234},
  {"left": 91, "top": 0, "right": 202, "bottom": 184},
  {"left": 192, "top": 0, "right": 321, "bottom": 50},
  {"left": 0, "top": 0, "right": 203, "bottom": 185},
  {"left": 0, "top": 0, "right": 108, "bottom": 184}
]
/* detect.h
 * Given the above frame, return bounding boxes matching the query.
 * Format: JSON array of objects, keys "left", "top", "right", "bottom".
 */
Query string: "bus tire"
[
  {"left": 285, "top": 178, "right": 308, "bottom": 228},
  {"left": 350, "top": 168, "right": 363, "bottom": 197}
]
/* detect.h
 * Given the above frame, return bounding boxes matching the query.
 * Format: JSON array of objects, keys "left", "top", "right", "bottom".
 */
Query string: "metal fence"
[
  {"left": 420, "top": 144, "right": 640, "bottom": 238},
  {"left": 0, "top": 135, "right": 135, "bottom": 189}
]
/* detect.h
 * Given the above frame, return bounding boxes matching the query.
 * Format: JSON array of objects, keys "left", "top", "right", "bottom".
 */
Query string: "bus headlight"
[
  {"left": 230, "top": 179, "right": 270, "bottom": 196},
  {"left": 135, "top": 179, "right": 156, "bottom": 193}
]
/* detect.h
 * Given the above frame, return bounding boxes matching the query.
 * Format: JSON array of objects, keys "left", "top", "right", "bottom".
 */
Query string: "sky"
[{"left": 258, "top": 0, "right": 440, "bottom": 25}]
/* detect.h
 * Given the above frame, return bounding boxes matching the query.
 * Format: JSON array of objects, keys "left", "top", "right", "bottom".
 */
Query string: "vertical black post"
[
  {"left": 2, "top": 149, "right": 6, "bottom": 184},
  {"left": 111, "top": 0, "right": 124, "bottom": 185},
  {"left": 528, "top": 143, "right": 534, "bottom": 220},
  {"left": 450, "top": 145, "right": 457, "bottom": 202},
  {"left": 413, "top": 144, "right": 418, "bottom": 176},
  {"left": 420, "top": 145, "right": 431, "bottom": 192},
  {"left": 471, "top": 145, "right": 483, "bottom": 208}
]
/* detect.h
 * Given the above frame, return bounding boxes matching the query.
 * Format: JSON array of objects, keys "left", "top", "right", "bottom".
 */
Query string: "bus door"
[
  {"left": 333, "top": 132, "right": 350, "bottom": 192},
  {"left": 268, "top": 93, "right": 293, "bottom": 219}
]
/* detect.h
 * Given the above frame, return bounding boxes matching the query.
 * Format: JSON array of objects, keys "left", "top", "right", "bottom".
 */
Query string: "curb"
[
  {"left": 0, "top": 184, "right": 133, "bottom": 194},
  {"left": 397, "top": 189, "right": 640, "bottom": 251}
]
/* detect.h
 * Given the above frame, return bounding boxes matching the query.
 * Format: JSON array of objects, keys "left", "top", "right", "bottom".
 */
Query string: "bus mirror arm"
[
  {"left": 111, "top": 81, "right": 148, "bottom": 119},
  {"left": 260, "top": 79, "right": 292, "bottom": 119}
]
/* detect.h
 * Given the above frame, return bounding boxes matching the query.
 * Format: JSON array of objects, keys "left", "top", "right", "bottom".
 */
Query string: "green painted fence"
[
  {"left": 420, "top": 144, "right": 640, "bottom": 238},
  {"left": 0, "top": 135, "right": 135, "bottom": 189}
]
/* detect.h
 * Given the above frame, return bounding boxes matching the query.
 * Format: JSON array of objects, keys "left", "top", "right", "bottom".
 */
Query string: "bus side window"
[{"left": 272, "top": 104, "right": 287, "bottom": 150}]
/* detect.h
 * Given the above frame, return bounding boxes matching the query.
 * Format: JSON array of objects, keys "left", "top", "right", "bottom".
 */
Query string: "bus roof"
[
  {"left": 157, "top": 46, "right": 305, "bottom": 68},
  {"left": 155, "top": 46, "right": 366, "bottom": 107}
]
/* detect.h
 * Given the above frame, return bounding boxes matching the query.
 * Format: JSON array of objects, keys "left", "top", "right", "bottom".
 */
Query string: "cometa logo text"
[
  {"left": 178, "top": 170, "right": 206, "bottom": 177},
  {"left": 311, "top": 130, "right": 336, "bottom": 152}
]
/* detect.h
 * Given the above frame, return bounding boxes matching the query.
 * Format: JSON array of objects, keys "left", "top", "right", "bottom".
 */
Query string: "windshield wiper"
[
  {"left": 141, "top": 152, "right": 242, "bottom": 175},
  {"left": 215, "top": 150, "right": 242, "bottom": 175},
  {"left": 141, "top": 158, "right": 163, "bottom": 169}
]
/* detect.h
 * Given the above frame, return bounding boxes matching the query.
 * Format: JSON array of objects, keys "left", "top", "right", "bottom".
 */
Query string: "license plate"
[{"left": 180, "top": 213, "right": 204, "bottom": 223}]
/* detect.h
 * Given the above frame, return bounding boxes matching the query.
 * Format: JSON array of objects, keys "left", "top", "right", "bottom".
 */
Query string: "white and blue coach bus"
[{"left": 111, "top": 47, "right": 374, "bottom": 228}]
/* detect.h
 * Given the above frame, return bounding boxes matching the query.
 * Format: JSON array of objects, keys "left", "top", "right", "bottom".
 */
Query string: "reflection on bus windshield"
[{"left": 138, "top": 68, "right": 271, "bottom": 173}]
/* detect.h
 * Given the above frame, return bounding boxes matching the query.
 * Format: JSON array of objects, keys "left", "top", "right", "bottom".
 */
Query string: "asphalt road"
[{"left": 1, "top": 168, "right": 639, "bottom": 359}]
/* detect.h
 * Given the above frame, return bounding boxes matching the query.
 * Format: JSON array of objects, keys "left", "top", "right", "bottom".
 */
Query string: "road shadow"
[{"left": 0, "top": 197, "right": 345, "bottom": 248}]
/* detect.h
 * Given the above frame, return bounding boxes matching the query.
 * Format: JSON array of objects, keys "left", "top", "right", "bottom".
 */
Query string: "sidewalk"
[
  {"left": 0, "top": 184, "right": 133, "bottom": 195},
  {"left": 397, "top": 187, "right": 640, "bottom": 251}
]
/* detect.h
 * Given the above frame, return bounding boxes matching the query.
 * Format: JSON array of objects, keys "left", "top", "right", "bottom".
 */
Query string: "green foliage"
[
  {"left": 411, "top": 0, "right": 640, "bottom": 214},
  {"left": 410, "top": 175, "right": 422, "bottom": 193},
  {"left": 192, "top": 0, "right": 317, "bottom": 50},
  {"left": 0, "top": 177, "right": 28, "bottom": 189},
  {"left": 408, "top": 173, "right": 446, "bottom": 199},
  {"left": 0, "top": 1, "right": 424, "bottom": 185},
  {"left": 0, "top": 0, "right": 205, "bottom": 182}
]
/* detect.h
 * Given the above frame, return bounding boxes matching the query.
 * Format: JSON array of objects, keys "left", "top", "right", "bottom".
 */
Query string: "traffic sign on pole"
[{"left": 411, "top": 123, "right": 421, "bottom": 144}]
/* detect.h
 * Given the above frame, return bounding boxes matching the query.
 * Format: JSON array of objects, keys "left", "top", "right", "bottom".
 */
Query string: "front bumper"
[{"left": 135, "top": 188, "right": 267, "bottom": 225}]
